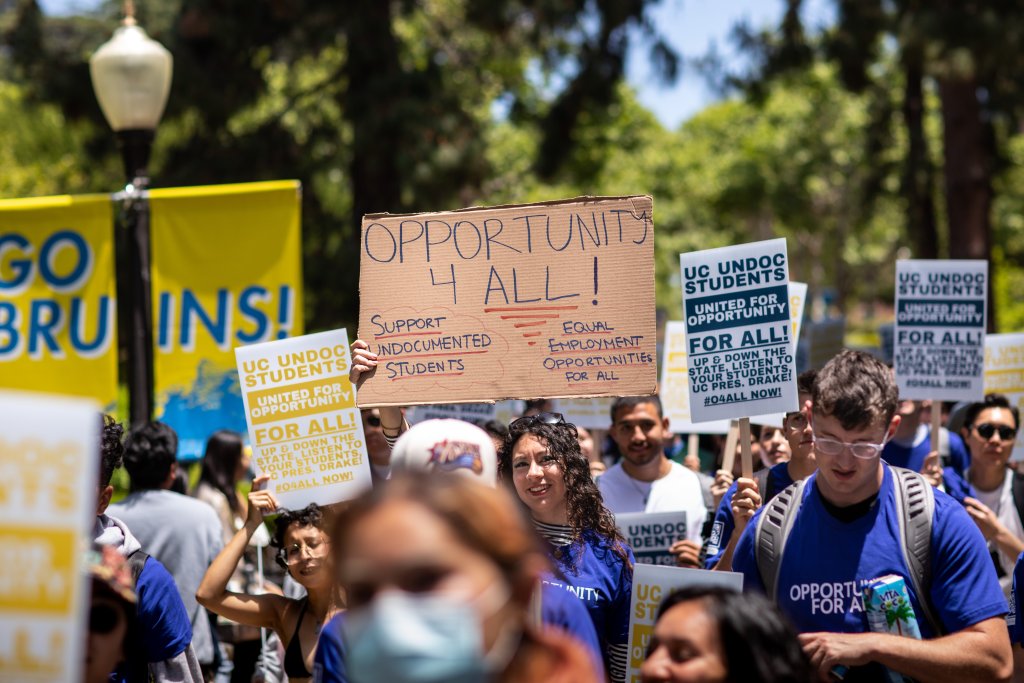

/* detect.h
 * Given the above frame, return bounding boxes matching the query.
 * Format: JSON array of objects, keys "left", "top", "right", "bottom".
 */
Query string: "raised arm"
[
  {"left": 350, "top": 339, "right": 408, "bottom": 439},
  {"left": 196, "top": 475, "right": 290, "bottom": 631}
]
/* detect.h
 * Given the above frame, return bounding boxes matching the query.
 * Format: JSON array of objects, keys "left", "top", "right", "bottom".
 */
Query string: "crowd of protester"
[{"left": 83, "top": 342, "right": 1024, "bottom": 683}]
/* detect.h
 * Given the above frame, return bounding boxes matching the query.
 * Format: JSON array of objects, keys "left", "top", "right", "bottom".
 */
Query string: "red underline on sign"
[
  {"left": 527, "top": 342, "right": 538, "bottom": 346},
  {"left": 379, "top": 350, "right": 489, "bottom": 361},
  {"left": 390, "top": 372, "right": 464, "bottom": 382},
  {"left": 561, "top": 331, "right": 612, "bottom": 336},
  {"left": 484, "top": 306, "right": 579, "bottom": 312},
  {"left": 374, "top": 331, "right": 445, "bottom": 340},
  {"left": 500, "top": 314, "right": 560, "bottom": 320},
  {"left": 522, "top": 332, "right": 542, "bottom": 338},
  {"left": 566, "top": 381, "right": 619, "bottom": 386},
  {"left": 550, "top": 348, "right": 645, "bottom": 356},
  {"left": 514, "top": 321, "right": 548, "bottom": 328}
]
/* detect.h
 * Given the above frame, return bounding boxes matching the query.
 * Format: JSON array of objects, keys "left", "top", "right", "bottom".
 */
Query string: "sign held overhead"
[{"left": 357, "top": 196, "right": 657, "bottom": 406}]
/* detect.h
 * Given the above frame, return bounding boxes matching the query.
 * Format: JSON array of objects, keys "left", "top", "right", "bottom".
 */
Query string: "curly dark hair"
[
  {"left": 271, "top": 503, "right": 326, "bottom": 568},
  {"left": 100, "top": 414, "right": 125, "bottom": 488},
  {"left": 123, "top": 422, "right": 178, "bottom": 491},
  {"left": 498, "top": 418, "right": 631, "bottom": 571}
]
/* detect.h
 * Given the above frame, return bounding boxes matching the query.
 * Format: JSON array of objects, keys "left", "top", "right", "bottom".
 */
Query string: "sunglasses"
[
  {"left": 364, "top": 414, "right": 381, "bottom": 427},
  {"left": 90, "top": 603, "right": 125, "bottom": 634},
  {"left": 974, "top": 423, "right": 1017, "bottom": 442},
  {"left": 511, "top": 412, "right": 566, "bottom": 428}
]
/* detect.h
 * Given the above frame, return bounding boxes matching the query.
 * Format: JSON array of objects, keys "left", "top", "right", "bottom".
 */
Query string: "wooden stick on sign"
[
  {"left": 722, "top": 420, "right": 740, "bottom": 475},
  {"left": 687, "top": 433, "right": 699, "bottom": 461},
  {"left": 739, "top": 417, "right": 754, "bottom": 480},
  {"left": 931, "top": 402, "right": 942, "bottom": 459}
]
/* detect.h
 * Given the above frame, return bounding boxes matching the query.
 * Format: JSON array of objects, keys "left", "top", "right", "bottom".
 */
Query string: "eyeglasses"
[
  {"left": 785, "top": 412, "right": 808, "bottom": 431},
  {"left": 90, "top": 603, "right": 124, "bottom": 634},
  {"left": 974, "top": 423, "right": 1018, "bottom": 442},
  {"left": 277, "top": 538, "right": 330, "bottom": 566},
  {"left": 812, "top": 433, "right": 888, "bottom": 459}
]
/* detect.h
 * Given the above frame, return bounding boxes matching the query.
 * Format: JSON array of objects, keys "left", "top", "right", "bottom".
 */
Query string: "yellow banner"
[
  {"left": 0, "top": 195, "right": 117, "bottom": 407},
  {"left": 151, "top": 181, "right": 303, "bottom": 459}
]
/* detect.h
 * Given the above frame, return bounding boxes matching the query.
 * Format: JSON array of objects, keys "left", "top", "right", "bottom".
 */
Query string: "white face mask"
[{"left": 342, "top": 582, "right": 516, "bottom": 683}]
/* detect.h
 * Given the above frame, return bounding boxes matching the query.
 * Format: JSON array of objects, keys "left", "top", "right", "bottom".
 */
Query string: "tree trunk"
[
  {"left": 340, "top": 1, "right": 404, "bottom": 325},
  {"left": 901, "top": 46, "right": 938, "bottom": 259},
  {"left": 938, "top": 76, "right": 995, "bottom": 330}
]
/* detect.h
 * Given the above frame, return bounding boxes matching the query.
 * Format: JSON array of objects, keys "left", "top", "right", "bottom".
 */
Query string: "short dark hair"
[
  {"left": 610, "top": 395, "right": 662, "bottom": 424},
  {"left": 480, "top": 419, "right": 509, "bottom": 441},
  {"left": 272, "top": 503, "right": 326, "bottom": 569},
  {"left": 654, "top": 586, "right": 813, "bottom": 683},
  {"left": 796, "top": 369, "right": 817, "bottom": 397},
  {"left": 812, "top": 350, "right": 897, "bottom": 431},
  {"left": 100, "top": 414, "right": 125, "bottom": 488},
  {"left": 123, "top": 422, "right": 178, "bottom": 491},
  {"left": 964, "top": 393, "right": 1020, "bottom": 431}
]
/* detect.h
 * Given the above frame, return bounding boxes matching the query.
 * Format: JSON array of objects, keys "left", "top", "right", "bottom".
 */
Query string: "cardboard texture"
[
  {"left": 894, "top": 260, "right": 987, "bottom": 402},
  {"left": 985, "top": 333, "right": 1024, "bottom": 462},
  {"left": 357, "top": 196, "right": 657, "bottom": 406}
]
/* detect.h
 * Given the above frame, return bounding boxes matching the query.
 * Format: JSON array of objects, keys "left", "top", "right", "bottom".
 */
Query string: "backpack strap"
[
  {"left": 891, "top": 466, "right": 943, "bottom": 636},
  {"left": 1011, "top": 472, "right": 1024, "bottom": 534},
  {"left": 755, "top": 478, "right": 808, "bottom": 603},
  {"left": 753, "top": 467, "right": 772, "bottom": 503},
  {"left": 126, "top": 548, "right": 149, "bottom": 586}
]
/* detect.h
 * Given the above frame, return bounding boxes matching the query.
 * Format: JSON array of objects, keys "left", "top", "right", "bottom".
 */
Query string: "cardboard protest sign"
[
  {"left": 985, "top": 333, "right": 1024, "bottom": 462},
  {"left": 626, "top": 565, "right": 743, "bottom": 682},
  {"left": 0, "top": 392, "right": 98, "bottom": 683},
  {"left": 356, "top": 196, "right": 657, "bottom": 406},
  {"left": 679, "top": 238, "right": 798, "bottom": 423},
  {"left": 235, "top": 329, "right": 371, "bottom": 509},
  {"left": 659, "top": 321, "right": 731, "bottom": 434},
  {"left": 895, "top": 260, "right": 987, "bottom": 401},
  {"left": 406, "top": 403, "right": 497, "bottom": 425},
  {"left": 552, "top": 397, "right": 614, "bottom": 429},
  {"left": 615, "top": 511, "right": 688, "bottom": 566}
]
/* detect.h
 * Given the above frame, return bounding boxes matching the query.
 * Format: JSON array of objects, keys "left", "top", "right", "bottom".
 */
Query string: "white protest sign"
[
  {"left": 751, "top": 281, "right": 807, "bottom": 428},
  {"left": 680, "top": 238, "right": 798, "bottom": 422},
  {"left": 235, "top": 329, "right": 371, "bottom": 509},
  {"left": 894, "top": 260, "right": 987, "bottom": 401},
  {"left": 0, "top": 392, "right": 98, "bottom": 683},
  {"left": 659, "top": 321, "right": 731, "bottom": 434},
  {"left": 626, "top": 565, "right": 743, "bottom": 682},
  {"left": 406, "top": 403, "right": 498, "bottom": 425},
  {"left": 551, "top": 397, "right": 614, "bottom": 429},
  {"left": 615, "top": 511, "right": 688, "bottom": 566},
  {"left": 985, "top": 333, "right": 1024, "bottom": 462}
]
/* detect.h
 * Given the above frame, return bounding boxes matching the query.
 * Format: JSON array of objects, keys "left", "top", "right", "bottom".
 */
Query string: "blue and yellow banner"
[
  {"left": 0, "top": 194, "right": 118, "bottom": 407},
  {"left": 151, "top": 181, "right": 303, "bottom": 459}
]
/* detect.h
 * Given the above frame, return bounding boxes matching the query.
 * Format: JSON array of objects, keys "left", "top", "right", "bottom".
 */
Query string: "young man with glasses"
[
  {"left": 597, "top": 396, "right": 707, "bottom": 568},
  {"left": 705, "top": 370, "right": 818, "bottom": 571},
  {"left": 732, "top": 350, "right": 1011, "bottom": 682},
  {"left": 960, "top": 394, "right": 1024, "bottom": 597}
]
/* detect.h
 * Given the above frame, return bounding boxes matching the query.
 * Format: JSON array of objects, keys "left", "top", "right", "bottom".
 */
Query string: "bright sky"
[{"left": 39, "top": 0, "right": 833, "bottom": 129}]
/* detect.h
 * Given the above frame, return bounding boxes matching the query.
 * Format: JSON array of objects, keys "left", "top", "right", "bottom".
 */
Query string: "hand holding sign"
[
  {"left": 731, "top": 478, "right": 762, "bottom": 533},
  {"left": 668, "top": 539, "right": 702, "bottom": 568},
  {"left": 349, "top": 339, "right": 379, "bottom": 389},
  {"left": 246, "top": 475, "right": 280, "bottom": 528}
]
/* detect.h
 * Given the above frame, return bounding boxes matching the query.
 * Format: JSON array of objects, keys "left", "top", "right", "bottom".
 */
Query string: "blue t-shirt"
[
  {"left": 882, "top": 427, "right": 970, "bottom": 477},
  {"left": 733, "top": 467, "right": 1006, "bottom": 644},
  {"left": 1009, "top": 552, "right": 1024, "bottom": 644},
  {"left": 941, "top": 467, "right": 975, "bottom": 506},
  {"left": 704, "top": 462, "right": 795, "bottom": 569},
  {"left": 542, "top": 529, "right": 633, "bottom": 683},
  {"left": 312, "top": 581, "right": 606, "bottom": 683},
  {"left": 114, "top": 555, "right": 193, "bottom": 682}
]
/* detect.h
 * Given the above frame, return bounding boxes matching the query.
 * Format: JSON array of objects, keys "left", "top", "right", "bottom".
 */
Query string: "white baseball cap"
[{"left": 389, "top": 419, "right": 498, "bottom": 486}]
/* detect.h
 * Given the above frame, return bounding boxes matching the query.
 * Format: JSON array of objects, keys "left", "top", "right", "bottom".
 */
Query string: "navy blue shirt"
[
  {"left": 1008, "top": 552, "right": 1024, "bottom": 644},
  {"left": 882, "top": 427, "right": 970, "bottom": 478}
]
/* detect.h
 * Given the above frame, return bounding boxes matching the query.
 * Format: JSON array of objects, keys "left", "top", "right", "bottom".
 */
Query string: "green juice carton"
[{"left": 863, "top": 575, "right": 921, "bottom": 683}]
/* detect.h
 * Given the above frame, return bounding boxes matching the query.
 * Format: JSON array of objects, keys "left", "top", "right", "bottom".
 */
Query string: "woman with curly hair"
[
  {"left": 498, "top": 412, "right": 634, "bottom": 683},
  {"left": 197, "top": 475, "right": 341, "bottom": 682}
]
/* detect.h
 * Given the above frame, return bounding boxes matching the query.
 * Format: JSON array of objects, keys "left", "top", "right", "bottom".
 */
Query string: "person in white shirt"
[
  {"left": 597, "top": 395, "right": 706, "bottom": 568},
  {"left": 961, "top": 393, "right": 1024, "bottom": 597}
]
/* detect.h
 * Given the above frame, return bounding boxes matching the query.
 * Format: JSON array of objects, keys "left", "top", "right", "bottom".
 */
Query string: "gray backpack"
[{"left": 754, "top": 466, "right": 943, "bottom": 635}]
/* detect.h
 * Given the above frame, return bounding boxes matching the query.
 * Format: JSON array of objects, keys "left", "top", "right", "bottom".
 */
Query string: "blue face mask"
[{"left": 343, "top": 586, "right": 513, "bottom": 683}]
